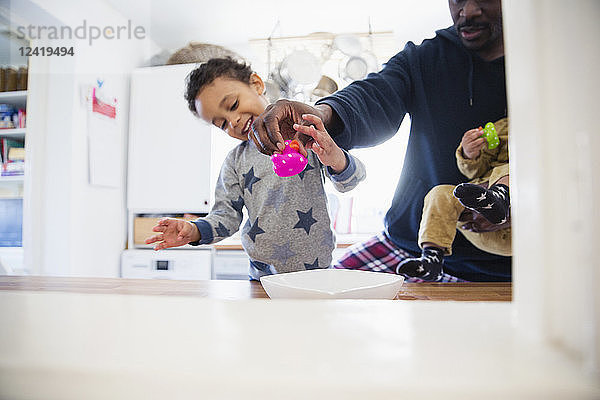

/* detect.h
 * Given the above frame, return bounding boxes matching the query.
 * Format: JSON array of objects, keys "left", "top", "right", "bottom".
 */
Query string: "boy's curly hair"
[{"left": 185, "top": 57, "right": 254, "bottom": 116}]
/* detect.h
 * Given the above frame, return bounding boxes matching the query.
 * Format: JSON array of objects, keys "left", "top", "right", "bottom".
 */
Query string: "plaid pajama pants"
[{"left": 333, "top": 231, "right": 468, "bottom": 283}]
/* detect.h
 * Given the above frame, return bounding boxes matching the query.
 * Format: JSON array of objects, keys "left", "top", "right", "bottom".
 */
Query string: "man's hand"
[
  {"left": 250, "top": 100, "right": 331, "bottom": 156},
  {"left": 461, "top": 128, "right": 487, "bottom": 159},
  {"left": 459, "top": 208, "right": 511, "bottom": 232},
  {"left": 144, "top": 217, "right": 200, "bottom": 250}
]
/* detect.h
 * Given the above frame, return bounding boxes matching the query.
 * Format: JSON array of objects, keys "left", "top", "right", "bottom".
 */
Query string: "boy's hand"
[
  {"left": 144, "top": 218, "right": 200, "bottom": 250},
  {"left": 461, "top": 128, "right": 487, "bottom": 159},
  {"left": 293, "top": 114, "right": 347, "bottom": 173}
]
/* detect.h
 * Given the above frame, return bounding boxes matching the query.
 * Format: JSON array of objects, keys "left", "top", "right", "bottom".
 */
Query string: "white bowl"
[{"left": 260, "top": 269, "right": 404, "bottom": 299}]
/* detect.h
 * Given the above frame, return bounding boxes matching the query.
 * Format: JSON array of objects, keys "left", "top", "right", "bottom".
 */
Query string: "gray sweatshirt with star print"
[{"left": 190, "top": 140, "right": 366, "bottom": 279}]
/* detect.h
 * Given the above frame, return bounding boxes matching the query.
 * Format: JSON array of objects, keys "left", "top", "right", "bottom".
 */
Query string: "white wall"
[
  {"left": 504, "top": 0, "right": 600, "bottom": 377},
  {"left": 104, "top": 0, "right": 452, "bottom": 52},
  {"left": 20, "top": 0, "right": 159, "bottom": 276}
]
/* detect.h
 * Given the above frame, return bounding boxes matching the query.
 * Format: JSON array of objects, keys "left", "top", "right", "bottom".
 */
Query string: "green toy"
[{"left": 480, "top": 122, "right": 500, "bottom": 149}]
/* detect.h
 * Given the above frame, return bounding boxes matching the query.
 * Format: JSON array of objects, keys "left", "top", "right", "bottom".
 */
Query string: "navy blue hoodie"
[{"left": 317, "top": 26, "right": 510, "bottom": 281}]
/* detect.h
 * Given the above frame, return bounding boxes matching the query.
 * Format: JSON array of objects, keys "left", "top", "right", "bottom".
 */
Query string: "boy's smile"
[
  {"left": 194, "top": 75, "right": 267, "bottom": 141},
  {"left": 241, "top": 116, "right": 254, "bottom": 137}
]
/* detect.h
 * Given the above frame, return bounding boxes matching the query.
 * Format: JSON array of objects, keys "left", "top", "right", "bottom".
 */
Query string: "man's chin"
[{"left": 460, "top": 36, "right": 489, "bottom": 53}]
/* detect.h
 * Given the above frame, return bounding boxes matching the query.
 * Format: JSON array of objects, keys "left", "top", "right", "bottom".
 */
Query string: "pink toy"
[{"left": 270, "top": 140, "right": 308, "bottom": 177}]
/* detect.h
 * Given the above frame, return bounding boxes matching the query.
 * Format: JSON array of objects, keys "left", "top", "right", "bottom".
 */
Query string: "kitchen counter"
[
  {"left": 0, "top": 277, "right": 597, "bottom": 399},
  {"left": 0, "top": 276, "right": 512, "bottom": 301}
]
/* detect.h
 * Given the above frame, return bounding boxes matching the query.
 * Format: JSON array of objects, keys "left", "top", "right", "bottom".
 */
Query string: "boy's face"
[{"left": 195, "top": 74, "right": 267, "bottom": 141}]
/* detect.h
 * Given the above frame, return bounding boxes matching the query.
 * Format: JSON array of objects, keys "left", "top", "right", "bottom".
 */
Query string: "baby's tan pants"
[{"left": 419, "top": 184, "right": 511, "bottom": 257}]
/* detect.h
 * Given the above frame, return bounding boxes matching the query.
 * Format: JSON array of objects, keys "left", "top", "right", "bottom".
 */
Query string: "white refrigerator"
[{"left": 124, "top": 63, "right": 213, "bottom": 279}]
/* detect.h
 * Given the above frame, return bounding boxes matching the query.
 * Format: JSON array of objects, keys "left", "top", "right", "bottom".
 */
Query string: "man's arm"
[
  {"left": 314, "top": 103, "right": 344, "bottom": 137},
  {"left": 251, "top": 47, "right": 415, "bottom": 154}
]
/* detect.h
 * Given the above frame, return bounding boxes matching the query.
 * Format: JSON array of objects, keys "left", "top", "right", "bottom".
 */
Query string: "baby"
[
  {"left": 396, "top": 118, "right": 510, "bottom": 281},
  {"left": 145, "top": 58, "right": 366, "bottom": 280}
]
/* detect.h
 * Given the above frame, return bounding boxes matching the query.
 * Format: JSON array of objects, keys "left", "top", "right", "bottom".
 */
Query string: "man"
[{"left": 250, "top": 0, "right": 509, "bottom": 281}]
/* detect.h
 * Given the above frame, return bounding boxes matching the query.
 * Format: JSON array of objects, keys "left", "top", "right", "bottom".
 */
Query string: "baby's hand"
[
  {"left": 461, "top": 127, "right": 487, "bottom": 159},
  {"left": 293, "top": 114, "right": 347, "bottom": 173}
]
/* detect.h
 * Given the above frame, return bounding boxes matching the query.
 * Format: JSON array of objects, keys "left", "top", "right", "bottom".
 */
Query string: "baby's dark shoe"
[
  {"left": 396, "top": 247, "right": 444, "bottom": 282},
  {"left": 454, "top": 183, "right": 510, "bottom": 225}
]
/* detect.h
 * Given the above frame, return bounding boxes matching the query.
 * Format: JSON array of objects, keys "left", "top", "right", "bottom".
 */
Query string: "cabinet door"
[
  {"left": 213, "top": 250, "right": 249, "bottom": 280},
  {"left": 128, "top": 64, "right": 211, "bottom": 212},
  {"left": 121, "top": 249, "right": 212, "bottom": 280}
]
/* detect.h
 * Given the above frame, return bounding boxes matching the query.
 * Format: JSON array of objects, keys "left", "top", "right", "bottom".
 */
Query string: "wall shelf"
[
  {"left": 0, "top": 175, "right": 24, "bottom": 182},
  {"left": 0, "top": 91, "right": 27, "bottom": 108},
  {"left": 0, "top": 128, "right": 26, "bottom": 139}
]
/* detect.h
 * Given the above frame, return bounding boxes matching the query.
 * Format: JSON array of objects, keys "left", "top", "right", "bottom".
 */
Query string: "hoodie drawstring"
[
  {"left": 468, "top": 54, "right": 474, "bottom": 106},
  {"left": 437, "top": 26, "right": 479, "bottom": 107}
]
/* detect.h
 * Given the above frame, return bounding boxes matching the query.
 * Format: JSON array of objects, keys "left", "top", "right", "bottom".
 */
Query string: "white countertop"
[{"left": 0, "top": 290, "right": 598, "bottom": 399}]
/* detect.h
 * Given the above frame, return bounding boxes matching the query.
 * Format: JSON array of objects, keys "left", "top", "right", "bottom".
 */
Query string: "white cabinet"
[
  {"left": 127, "top": 63, "right": 212, "bottom": 249},
  {"left": 212, "top": 249, "right": 249, "bottom": 280},
  {"left": 121, "top": 249, "right": 212, "bottom": 280},
  {"left": 127, "top": 64, "right": 211, "bottom": 212}
]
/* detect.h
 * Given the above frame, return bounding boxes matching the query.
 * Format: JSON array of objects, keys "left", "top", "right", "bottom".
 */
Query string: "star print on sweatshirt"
[{"left": 189, "top": 140, "right": 366, "bottom": 275}]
